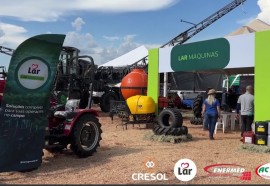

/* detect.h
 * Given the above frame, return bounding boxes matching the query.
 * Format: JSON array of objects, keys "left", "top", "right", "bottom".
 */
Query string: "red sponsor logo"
[{"left": 204, "top": 164, "right": 251, "bottom": 180}]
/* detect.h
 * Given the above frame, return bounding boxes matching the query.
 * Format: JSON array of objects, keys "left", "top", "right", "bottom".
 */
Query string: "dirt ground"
[{"left": 0, "top": 106, "right": 269, "bottom": 185}]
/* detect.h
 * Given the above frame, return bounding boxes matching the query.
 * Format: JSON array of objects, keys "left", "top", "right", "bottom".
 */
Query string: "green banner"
[
  {"left": 147, "top": 48, "right": 159, "bottom": 114},
  {"left": 229, "top": 75, "right": 240, "bottom": 86},
  {"left": 255, "top": 31, "right": 270, "bottom": 122},
  {"left": 171, "top": 38, "right": 230, "bottom": 71},
  {"left": 0, "top": 34, "right": 65, "bottom": 172}
]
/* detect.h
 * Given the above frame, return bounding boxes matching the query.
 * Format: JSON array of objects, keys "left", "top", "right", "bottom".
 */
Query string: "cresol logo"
[
  {"left": 131, "top": 156, "right": 168, "bottom": 181},
  {"left": 256, "top": 163, "right": 270, "bottom": 179}
]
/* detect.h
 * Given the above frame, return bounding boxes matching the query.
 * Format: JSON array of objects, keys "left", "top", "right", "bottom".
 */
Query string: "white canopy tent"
[
  {"left": 221, "top": 19, "right": 270, "bottom": 75},
  {"left": 222, "top": 19, "right": 270, "bottom": 75},
  {"left": 226, "top": 19, "right": 270, "bottom": 37},
  {"left": 99, "top": 45, "right": 148, "bottom": 67}
]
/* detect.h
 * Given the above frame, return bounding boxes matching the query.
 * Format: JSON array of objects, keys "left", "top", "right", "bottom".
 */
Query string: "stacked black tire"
[
  {"left": 190, "top": 93, "right": 206, "bottom": 125},
  {"left": 190, "top": 117, "right": 203, "bottom": 125},
  {"left": 153, "top": 108, "right": 188, "bottom": 136}
]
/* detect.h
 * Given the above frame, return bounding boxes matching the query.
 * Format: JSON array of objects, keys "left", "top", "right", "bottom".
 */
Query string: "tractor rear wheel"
[
  {"left": 158, "top": 108, "right": 183, "bottom": 128},
  {"left": 100, "top": 91, "right": 119, "bottom": 113},
  {"left": 70, "top": 114, "right": 102, "bottom": 157},
  {"left": 192, "top": 94, "right": 204, "bottom": 118}
]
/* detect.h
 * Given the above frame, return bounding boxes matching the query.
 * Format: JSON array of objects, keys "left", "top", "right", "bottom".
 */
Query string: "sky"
[{"left": 0, "top": 0, "right": 269, "bottom": 69}]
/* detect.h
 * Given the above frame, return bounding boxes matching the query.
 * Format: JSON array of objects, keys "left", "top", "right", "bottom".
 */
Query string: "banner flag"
[{"left": 0, "top": 34, "right": 65, "bottom": 172}]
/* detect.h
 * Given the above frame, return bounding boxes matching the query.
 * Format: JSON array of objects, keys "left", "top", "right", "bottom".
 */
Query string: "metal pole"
[
  {"left": 226, "top": 75, "right": 229, "bottom": 92},
  {"left": 163, "top": 72, "right": 168, "bottom": 98}
]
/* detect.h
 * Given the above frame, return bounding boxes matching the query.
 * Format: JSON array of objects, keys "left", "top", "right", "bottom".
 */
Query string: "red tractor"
[
  {"left": 0, "top": 46, "right": 102, "bottom": 157},
  {"left": 0, "top": 66, "right": 6, "bottom": 105},
  {"left": 45, "top": 46, "right": 102, "bottom": 157}
]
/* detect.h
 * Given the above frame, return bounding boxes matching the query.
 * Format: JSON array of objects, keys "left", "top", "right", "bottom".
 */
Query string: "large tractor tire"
[
  {"left": 70, "top": 114, "right": 102, "bottom": 157},
  {"left": 190, "top": 117, "right": 195, "bottom": 124},
  {"left": 190, "top": 117, "right": 203, "bottom": 125},
  {"left": 100, "top": 91, "right": 119, "bottom": 113},
  {"left": 192, "top": 93, "right": 204, "bottom": 118},
  {"left": 158, "top": 108, "right": 183, "bottom": 128},
  {"left": 153, "top": 124, "right": 188, "bottom": 136}
]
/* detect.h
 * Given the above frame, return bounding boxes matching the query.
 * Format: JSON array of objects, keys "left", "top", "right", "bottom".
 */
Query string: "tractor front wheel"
[{"left": 70, "top": 114, "right": 102, "bottom": 157}]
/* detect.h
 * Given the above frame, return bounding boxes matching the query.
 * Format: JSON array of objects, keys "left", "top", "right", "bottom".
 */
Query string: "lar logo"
[
  {"left": 256, "top": 163, "right": 270, "bottom": 179},
  {"left": 174, "top": 158, "right": 197, "bottom": 182},
  {"left": 17, "top": 57, "right": 49, "bottom": 90}
]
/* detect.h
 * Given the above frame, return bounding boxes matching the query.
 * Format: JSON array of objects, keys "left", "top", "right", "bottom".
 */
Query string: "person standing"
[
  {"left": 237, "top": 85, "right": 254, "bottom": 141},
  {"left": 202, "top": 87, "right": 212, "bottom": 130},
  {"left": 201, "top": 89, "right": 221, "bottom": 140}
]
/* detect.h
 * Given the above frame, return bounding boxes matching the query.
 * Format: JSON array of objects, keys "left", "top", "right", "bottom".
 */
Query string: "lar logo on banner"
[
  {"left": 16, "top": 57, "right": 49, "bottom": 90},
  {"left": 174, "top": 158, "right": 197, "bottom": 182}
]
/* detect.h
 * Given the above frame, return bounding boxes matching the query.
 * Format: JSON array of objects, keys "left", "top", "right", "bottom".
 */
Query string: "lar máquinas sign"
[{"left": 170, "top": 38, "right": 230, "bottom": 72}]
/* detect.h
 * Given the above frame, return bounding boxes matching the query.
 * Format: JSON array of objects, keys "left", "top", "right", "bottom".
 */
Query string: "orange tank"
[{"left": 120, "top": 68, "right": 147, "bottom": 100}]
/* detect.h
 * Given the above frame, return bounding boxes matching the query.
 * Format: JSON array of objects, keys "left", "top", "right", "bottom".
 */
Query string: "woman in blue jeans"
[{"left": 201, "top": 89, "right": 221, "bottom": 140}]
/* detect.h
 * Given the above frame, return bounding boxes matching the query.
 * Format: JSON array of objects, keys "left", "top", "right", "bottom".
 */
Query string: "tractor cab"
[{"left": 53, "top": 46, "right": 97, "bottom": 107}]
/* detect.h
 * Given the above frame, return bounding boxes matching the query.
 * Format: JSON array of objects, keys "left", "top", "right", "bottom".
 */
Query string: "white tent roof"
[
  {"left": 226, "top": 19, "right": 270, "bottom": 36},
  {"left": 100, "top": 45, "right": 148, "bottom": 67},
  {"left": 221, "top": 19, "right": 270, "bottom": 75},
  {"left": 198, "top": 19, "right": 270, "bottom": 75}
]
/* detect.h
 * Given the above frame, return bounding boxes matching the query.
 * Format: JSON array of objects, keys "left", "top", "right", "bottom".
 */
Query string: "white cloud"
[
  {"left": 257, "top": 0, "right": 270, "bottom": 24},
  {"left": 0, "top": 20, "right": 150, "bottom": 67},
  {"left": 0, "top": 23, "right": 28, "bottom": 69},
  {"left": 236, "top": 16, "right": 256, "bottom": 25},
  {"left": 103, "top": 36, "right": 119, "bottom": 41},
  {"left": 0, "top": 22, "right": 28, "bottom": 48},
  {"left": 0, "top": 0, "right": 179, "bottom": 22},
  {"left": 64, "top": 31, "right": 101, "bottom": 54},
  {"left": 0, "top": 29, "right": 4, "bottom": 38},
  {"left": 98, "top": 34, "right": 153, "bottom": 64},
  {"left": 71, "top": 17, "right": 85, "bottom": 31},
  {"left": 64, "top": 30, "right": 148, "bottom": 65},
  {"left": 116, "top": 35, "right": 143, "bottom": 54}
]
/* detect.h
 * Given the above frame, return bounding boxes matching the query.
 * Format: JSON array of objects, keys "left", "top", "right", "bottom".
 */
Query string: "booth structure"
[{"left": 147, "top": 30, "right": 270, "bottom": 122}]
